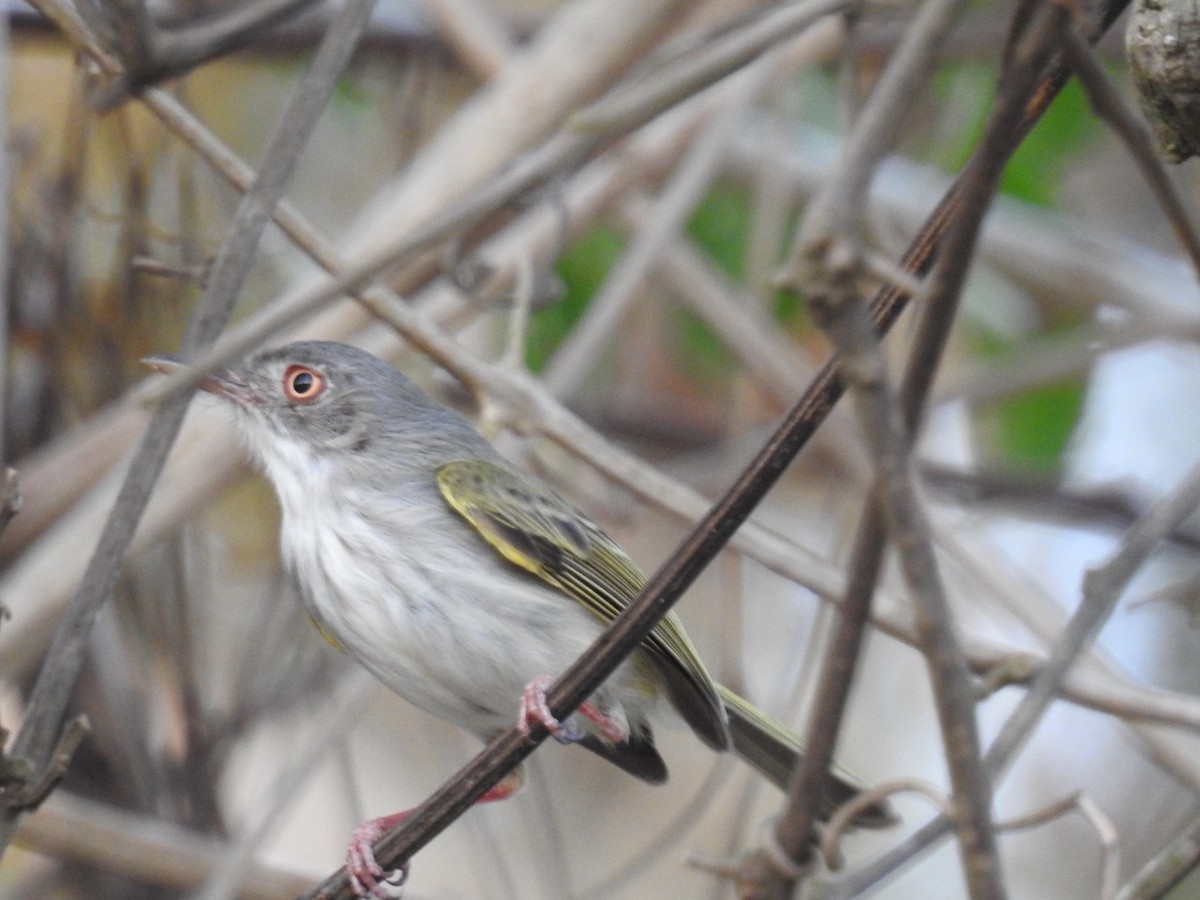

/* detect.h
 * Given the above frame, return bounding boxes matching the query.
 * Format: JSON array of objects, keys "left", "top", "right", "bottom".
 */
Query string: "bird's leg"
[
  {"left": 348, "top": 769, "right": 524, "bottom": 899},
  {"left": 519, "top": 674, "right": 582, "bottom": 743},
  {"left": 348, "top": 814, "right": 409, "bottom": 900},
  {"left": 350, "top": 674, "right": 632, "bottom": 898},
  {"left": 518, "top": 674, "right": 628, "bottom": 744}
]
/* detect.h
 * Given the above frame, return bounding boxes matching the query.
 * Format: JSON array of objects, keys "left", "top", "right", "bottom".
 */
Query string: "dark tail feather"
[
  {"left": 578, "top": 729, "right": 668, "bottom": 784},
  {"left": 718, "top": 684, "right": 898, "bottom": 829}
]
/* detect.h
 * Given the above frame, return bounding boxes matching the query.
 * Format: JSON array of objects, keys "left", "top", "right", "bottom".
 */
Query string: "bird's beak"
[{"left": 141, "top": 354, "right": 258, "bottom": 406}]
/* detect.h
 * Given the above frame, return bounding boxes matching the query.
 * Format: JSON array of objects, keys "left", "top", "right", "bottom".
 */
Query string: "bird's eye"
[{"left": 282, "top": 365, "right": 326, "bottom": 403}]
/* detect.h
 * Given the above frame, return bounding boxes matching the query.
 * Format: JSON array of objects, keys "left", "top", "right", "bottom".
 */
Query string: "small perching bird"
[{"left": 147, "top": 341, "right": 895, "bottom": 898}]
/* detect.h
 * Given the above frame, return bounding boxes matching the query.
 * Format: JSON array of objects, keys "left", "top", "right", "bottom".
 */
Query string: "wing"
[{"left": 436, "top": 459, "right": 729, "bottom": 751}]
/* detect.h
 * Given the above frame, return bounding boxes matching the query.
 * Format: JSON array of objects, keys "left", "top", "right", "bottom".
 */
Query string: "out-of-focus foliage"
[
  {"left": 528, "top": 224, "right": 625, "bottom": 372},
  {"left": 934, "top": 67, "right": 1102, "bottom": 207}
]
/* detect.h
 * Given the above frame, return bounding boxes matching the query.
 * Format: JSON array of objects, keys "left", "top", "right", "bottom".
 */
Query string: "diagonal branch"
[
  {"left": 811, "top": 0, "right": 1137, "bottom": 892},
  {"left": 1117, "top": 809, "right": 1200, "bottom": 899},
  {"left": 0, "top": 0, "right": 379, "bottom": 859},
  {"left": 810, "top": 246, "right": 1004, "bottom": 899},
  {"left": 1058, "top": 20, "right": 1200, "bottom": 279},
  {"left": 70, "top": 0, "right": 324, "bottom": 109},
  {"left": 300, "top": 5, "right": 1121, "bottom": 894},
  {"left": 298, "top": 245, "right": 924, "bottom": 900},
  {"left": 146, "top": 0, "right": 853, "bottom": 400}
]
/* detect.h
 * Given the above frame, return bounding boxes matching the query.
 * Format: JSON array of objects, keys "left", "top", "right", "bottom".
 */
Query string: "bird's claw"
[
  {"left": 347, "top": 814, "right": 410, "bottom": 899},
  {"left": 518, "top": 674, "right": 628, "bottom": 745},
  {"left": 519, "top": 674, "right": 583, "bottom": 744}
]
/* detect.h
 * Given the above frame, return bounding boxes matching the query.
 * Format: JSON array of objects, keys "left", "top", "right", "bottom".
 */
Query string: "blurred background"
[{"left": 0, "top": 0, "right": 1197, "bottom": 897}]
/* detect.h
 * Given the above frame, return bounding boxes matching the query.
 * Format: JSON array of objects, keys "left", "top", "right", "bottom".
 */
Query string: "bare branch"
[
  {"left": 985, "top": 448, "right": 1200, "bottom": 780},
  {"left": 992, "top": 793, "right": 1119, "bottom": 900},
  {"left": 1060, "top": 17, "right": 1200, "bottom": 281},
  {"left": 77, "top": 0, "right": 324, "bottom": 107},
  {"left": 819, "top": 778, "right": 955, "bottom": 869},
  {"left": 572, "top": 0, "right": 850, "bottom": 135},
  {"left": 1117, "top": 811, "right": 1200, "bottom": 899},
  {"left": 803, "top": 243, "right": 1003, "bottom": 899},
  {"left": 789, "top": 0, "right": 972, "bottom": 256},
  {"left": 772, "top": 0, "right": 1136, "bottom": 894},
  {"left": 0, "top": 0, "right": 378, "bottom": 857},
  {"left": 16, "top": 790, "right": 313, "bottom": 898},
  {"left": 542, "top": 56, "right": 778, "bottom": 399}
]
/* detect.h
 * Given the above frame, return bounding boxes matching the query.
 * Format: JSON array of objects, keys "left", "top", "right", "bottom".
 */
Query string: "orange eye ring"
[{"left": 282, "top": 365, "right": 326, "bottom": 403}]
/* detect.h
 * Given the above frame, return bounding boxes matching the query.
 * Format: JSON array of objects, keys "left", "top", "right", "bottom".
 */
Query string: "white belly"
[{"left": 276, "top": 477, "right": 652, "bottom": 738}]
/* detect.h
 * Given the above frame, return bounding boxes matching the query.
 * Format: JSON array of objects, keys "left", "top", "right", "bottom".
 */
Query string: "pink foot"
[
  {"left": 518, "top": 674, "right": 628, "bottom": 744},
  {"left": 347, "top": 812, "right": 409, "bottom": 899},
  {"left": 519, "top": 674, "right": 581, "bottom": 743},
  {"left": 345, "top": 773, "right": 523, "bottom": 898},
  {"left": 577, "top": 700, "right": 629, "bottom": 743}
]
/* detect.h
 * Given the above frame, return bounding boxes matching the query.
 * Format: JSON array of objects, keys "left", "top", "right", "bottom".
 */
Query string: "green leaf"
[
  {"left": 969, "top": 327, "right": 1088, "bottom": 476},
  {"left": 988, "top": 380, "right": 1086, "bottom": 476},
  {"left": 526, "top": 225, "right": 625, "bottom": 372},
  {"left": 686, "top": 180, "right": 753, "bottom": 280}
]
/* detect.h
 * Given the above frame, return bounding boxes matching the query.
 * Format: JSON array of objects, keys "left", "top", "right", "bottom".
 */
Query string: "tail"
[{"left": 717, "top": 684, "right": 898, "bottom": 829}]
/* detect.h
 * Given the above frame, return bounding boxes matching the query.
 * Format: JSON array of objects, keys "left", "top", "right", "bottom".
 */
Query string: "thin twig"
[
  {"left": 0, "top": 0, "right": 379, "bottom": 858},
  {"left": 542, "top": 55, "right": 777, "bottom": 398},
  {"left": 804, "top": 243, "right": 1004, "bottom": 900},
  {"left": 110, "top": 0, "right": 324, "bottom": 104},
  {"left": 787, "top": 0, "right": 1134, "bottom": 893},
  {"left": 968, "top": 792, "right": 1117, "bottom": 900},
  {"left": 985, "top": 792, "right": 1119, "bottom": 900},
  {"left": 819, "top": 778, "right": 955, "bottom": 868},
  {"left": 789, "top": 0, "right": 972, "bottom": 257},
  {"left": 753, "top": 0, "right": 975, "bottom": 890},
  {"left": 572, "top": 0, "right": 850, "bottom": 134},
  {"left": 0, "top": 715, "right": 88, "bottom": 811},
  {"left": 987, "top": 440, "right": 1200, "bottom": 782},
  {"left": 1077, "top": 793, "right": 1121, "bottom": 900},
  {"left": 16, "top": 790, "right": 313, "bottom": 898},
  {"left": 1116, "top": 810, "right": 1200, "bottom": 899},
  {"left": 815, "top": 5, "right": 1089, "bottom": 881},
  {"left": 194, "top": 671, "right": 375, "bottom": 900},
  {"left": 23, "top": 0, "right": 123, "bottom": 74},
  {"left": 1059, "top": 18, "right": 1200, "bottom": 277},
  {"left": 755, "top": 495, "right": 889, "bottom": 899}
]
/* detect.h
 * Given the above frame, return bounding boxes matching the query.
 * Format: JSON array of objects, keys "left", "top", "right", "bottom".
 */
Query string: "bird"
[{"left": 146, "top": 340, "right": 895, "bottom": 898}]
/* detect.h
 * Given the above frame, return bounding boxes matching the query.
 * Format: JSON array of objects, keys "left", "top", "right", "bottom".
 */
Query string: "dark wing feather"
[{"left": 436, "top": 459, "right": 729, "bottom": 752}]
